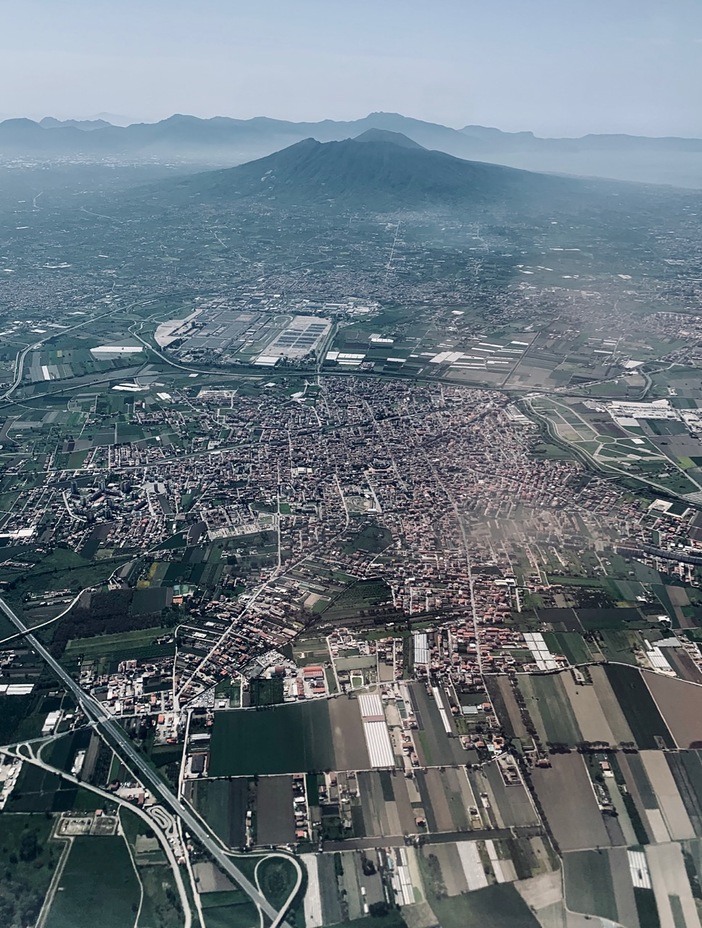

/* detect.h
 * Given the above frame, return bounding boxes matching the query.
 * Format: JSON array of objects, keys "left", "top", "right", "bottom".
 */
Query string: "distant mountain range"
[
  {"left": 39, "top": 116, "right": 113, "bottom": 131},
  {"left": 2, "top": 111, "right": 702, "bottom": 188},
  {"left": 147, "top": 132, "right": 580, "bottom": 211}
]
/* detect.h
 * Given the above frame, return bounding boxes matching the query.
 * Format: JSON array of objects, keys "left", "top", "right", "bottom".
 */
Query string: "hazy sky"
[{"left": 2, "top": 0, "right": 701, "bottom": 136}]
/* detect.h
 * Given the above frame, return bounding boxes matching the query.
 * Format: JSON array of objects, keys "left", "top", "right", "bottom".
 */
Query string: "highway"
[{"left": 0, "top": 596, "right": 292, "bottom": 928}]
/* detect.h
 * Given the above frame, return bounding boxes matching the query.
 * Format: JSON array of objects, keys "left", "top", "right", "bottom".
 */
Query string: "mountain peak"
[{"left": 353, "top": 129, "right": 425, "bottom": 150}]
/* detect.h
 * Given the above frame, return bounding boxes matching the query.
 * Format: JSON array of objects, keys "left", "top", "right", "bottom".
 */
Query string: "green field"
[
  {"left": 0, "top": 549, "right": 133, "bottom": 605},
  {"left": 428, "top": 884, "right": 540, "bottom": 928},
  {"left": 62, "top": 626, "right": 174, "bottom": 673},
  {"left": 520, "top": 674, "right": 582, "bottom": 746},
  {"left": 543, "top": 631, "right": 594, "bottom": 665},
  {"left": 342, "top": 523, "right": 392, "bottom": 554},
  {"left": 598, "top": 629, "right": 643, "bottom": 664},
  {"left": 45, "top": 836, "right": 140, "bottom": 928},
  {"left": 255, "top": 856, "right": 300, "bottom": 910},
  {"left": 202, "top": 895, "right": 260, "bottom": 928},
  {"left": 209, "top": 701, "right": 335, "bottom": 776},
  {"left": 322, "top": 579, "right": 392, "bottom": 618}
]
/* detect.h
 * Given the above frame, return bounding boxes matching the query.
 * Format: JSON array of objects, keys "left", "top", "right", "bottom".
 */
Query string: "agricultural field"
[
  {"left": 257, "top": 777, "right": 297, "bottom": 845},
  {"left": 0, "top": 549, "right": 135, "bottom": 617},
  {"left": 558, "top": 671, "right": 617, "bottom": 745},
  {"left": 563, "top": 848, "right": 639, "bottom": 926},
  {"left": 530, "top": 754, "right": 612, "bottom": 852},
  {"left": 518, "top": 674, "right": 581, "bottom": 747},
  {"left": 639, "top": 751, "right": 695, "bottom": 841},
  {"left": 327, "top": 316, "right": 537, "bottom": 387},
  {"left": 187, "top": 778, "right": 250, "bottom": 848},
  {"left": 304, "top": 848, "right": 394, "bottom": 927},
  {"left": 484, "top": 676, "right": 529, "bottom": 742},
  {"left": 408, "top": 683, "right": 467, "bottom": 766},
  {"left": 468, "top": 764, "right": 539, "bottom": 830},
  {"left": 542, "top": 630, "right": 598, "bottom": 665},
  {"left": 353, "top": 767, "right": 489, "bottom": 839},
  {"left": 200, "top": 888, "right": 259, "bottom": 928},
  {"left": 5, "top": 764, "right": 102, "bottom": 814},
  {"left": 0, "top": 689, "right": 69, "bottom": 745},
  {"left": 320, "top": 578, "right": 394, "bottom": 621},
  {"left": 510, "top": 664, "right": 692, "bottom": 751},
  {"left": 422, "top": 876, "right": 541, "bottom": 928},
  {"left": 292, "top": 636, "right": 332, "bottom": 668},
  {"left": 588, "top": 665, "right": 637, "bottom": 745},
  {"left": 666, "top": 754, "right": 702, "bottom": 836},
  {"left": 646, "top": 842, "right": 701, "bottom": 928},
  {"left": 643, "top": 671, "right": 702, "bottom": 749},
  {"left": 604, "top": 665, "right": 675, "bottom": 749},
  {"left": 207, "top": 698, "right": 369, "bottom": 776}
]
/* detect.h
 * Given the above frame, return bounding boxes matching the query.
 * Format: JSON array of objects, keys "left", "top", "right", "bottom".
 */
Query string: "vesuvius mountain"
[{"left": 147, "top": 133, "right": 578, "bottom": 210}]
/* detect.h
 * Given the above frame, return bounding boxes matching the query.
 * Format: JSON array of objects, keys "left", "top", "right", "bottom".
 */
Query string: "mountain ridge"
[{"left": 1, "top": 112, "right": 701, "bottom": 188}]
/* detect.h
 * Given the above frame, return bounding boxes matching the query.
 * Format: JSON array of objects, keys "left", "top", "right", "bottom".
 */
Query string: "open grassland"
[{"left": 256, "top": 856, "right": 300, "bottom": 911}]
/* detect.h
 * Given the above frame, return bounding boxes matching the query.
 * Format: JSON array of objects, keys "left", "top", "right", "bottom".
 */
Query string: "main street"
[{"left": 0, "top": 597, "right": 293, "bottom": 928}]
